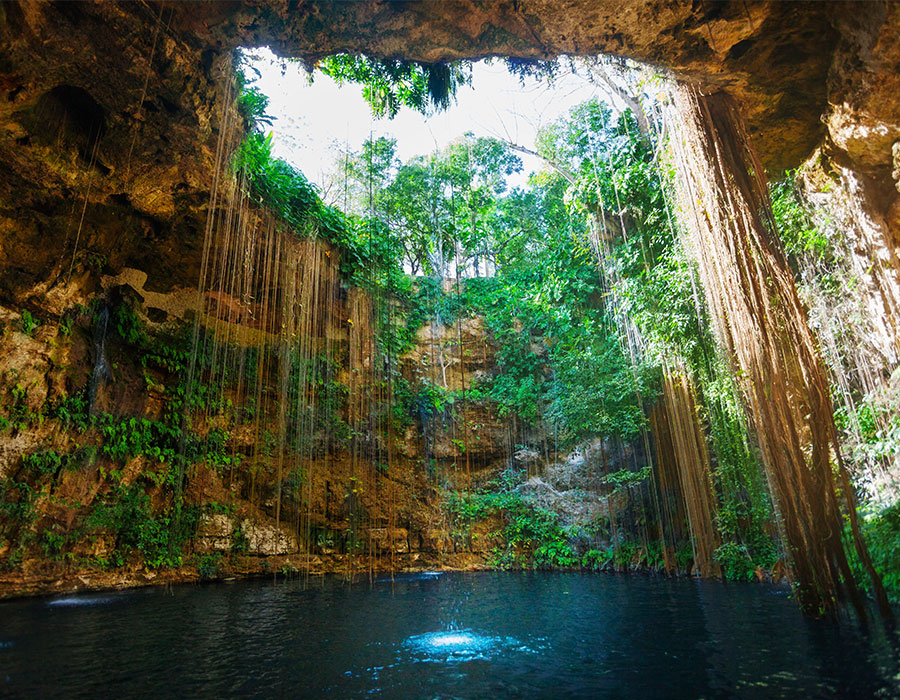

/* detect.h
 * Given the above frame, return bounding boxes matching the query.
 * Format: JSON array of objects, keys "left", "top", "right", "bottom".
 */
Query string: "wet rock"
[
  {"left": 513, "top": 448, "right": 540, "bottom": 468},
  {"left": 195, "top": 514, "right": 233, "bottom": 553},
  {"left": 240, "top": 520, "right": 299, "bottom": 556},
  {"left": 367, "top": 527, "right": 410, "bottom": 554}
]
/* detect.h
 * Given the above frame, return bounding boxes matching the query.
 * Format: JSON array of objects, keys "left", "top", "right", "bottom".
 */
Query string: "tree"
[
  {"left": 318, "top": 55, "right": 471, "bottom": 118},
  {"left": 441, "top": 134, "right": 522, "bottom": 276},
  {"left": 334, "top": 136, "right": 398, "bottom": 218}
]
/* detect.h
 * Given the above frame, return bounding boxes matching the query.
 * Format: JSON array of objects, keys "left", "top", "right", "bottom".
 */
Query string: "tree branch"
[{"left": 501, "top": 140, "right": 577, "bottom": 185}]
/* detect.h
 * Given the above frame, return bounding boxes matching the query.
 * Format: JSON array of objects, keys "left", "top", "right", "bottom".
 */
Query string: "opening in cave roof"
[{"left": 237, "top": 49, "right": 618, "bottom": 194}]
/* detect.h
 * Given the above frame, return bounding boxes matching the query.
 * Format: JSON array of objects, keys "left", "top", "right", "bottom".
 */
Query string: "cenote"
[
  {"left": 2, "top": 573, "right": 899, "bottom": 698},
  {"left": 2, "top": 2, "right": 900, "bottom": 697}
]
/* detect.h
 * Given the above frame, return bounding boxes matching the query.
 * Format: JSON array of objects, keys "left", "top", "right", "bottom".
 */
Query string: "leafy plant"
[
  {"left": 22, "top": 450, "right": 72, "bottom": 477},
  {"left": 601, "top": 466, "right": 652, "bottom": 494},
  {"left": 318, "top": 55, "right": 471, "bottom": 118},
  {"left": 198, "top": 552, "right": 224, "bottom": 580},
  {"left": 19, "top": 310, "right": 39, "bottom": 336},
  {"left": 847, "top": 503, "right": 900, "bottom": 602},
  {"left": 447, "top": 490, "right": 577, "bottom": 569},
  {"left": 770, "top": 177, "right": 831, "bottom": 259},
  {"left": 86, "top": 486, "right": 200, "bottom": 569},
  {"left": 230, "top": 522, "right": 250, "bottom": 555}
]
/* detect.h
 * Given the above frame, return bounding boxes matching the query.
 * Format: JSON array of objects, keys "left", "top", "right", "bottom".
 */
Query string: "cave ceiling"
[{"left": 0, "top": 1, "right": 896, "bottom": 298}]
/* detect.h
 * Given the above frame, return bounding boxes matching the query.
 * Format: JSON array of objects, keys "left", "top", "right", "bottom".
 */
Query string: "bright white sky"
[{"left": 241, "top": 49, "right": 605, "bottom": 196}]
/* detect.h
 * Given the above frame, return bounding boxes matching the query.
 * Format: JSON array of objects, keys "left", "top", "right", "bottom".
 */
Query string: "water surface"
[{"left": 1, "top": 572, "right": 897, "bottom": 698}]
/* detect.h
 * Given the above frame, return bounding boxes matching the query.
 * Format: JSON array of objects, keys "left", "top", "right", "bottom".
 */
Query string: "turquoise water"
[{"left": 1, "top": 572, "right": 897, "bottom": 698}]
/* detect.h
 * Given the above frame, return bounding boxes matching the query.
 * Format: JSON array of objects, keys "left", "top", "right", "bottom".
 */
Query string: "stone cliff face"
[
  {"left": 0, "top": 253, "right": 531, "bottom": 595},
  {"left": 0, "top": 2, "right": 220, "bottom": 305}
]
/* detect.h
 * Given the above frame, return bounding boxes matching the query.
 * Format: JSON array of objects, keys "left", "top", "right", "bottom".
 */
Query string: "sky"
[{"left": 240, "top": 49, "right": 607, "bottom": 197}]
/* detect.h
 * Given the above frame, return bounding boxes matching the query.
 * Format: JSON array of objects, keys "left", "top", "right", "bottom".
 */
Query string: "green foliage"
[
  {"left": 601, "top": 466, "right": 652, "bottom": 494},
  {"left": 237, "top": 86, "right": 273, "bottom": 131},
  {"left": 581, "top": 541, "right": 674, "bottom": 571},
  {"left": 501, "top": 57, "right": 561, "bottom": 84},
  {"left": 53, "top": 392, "right": 90, "bottom": 431},
  {"left": 230, "top": 522, "right": 250, "bottom": 555},
  {"left": 40, "top": 527, "right": 75, "bottom": 560},
  {"left": 95, "top": 413, "right": 180, "bottom": 464},
  {"left": 447, "top": 490, "right": 577, "bottom": 569},
  {"left": 700, "top": 358, "right": 776, "bottom": 573},
  {"left": 234, "top": 52, "right": 274, "bottom": 131},
  {"left": 847, "top": 503, "right": 900, "bottom": 602},
  {"left": 457, "top": 223, "right": 647, "bottom": 440},
  {"left": 835, "top": 398, "right": 900, "bottom": 463},
  {"left": 59, "top": 311, "right": 75, "bottom": 338},
  {"left": 580, "top": 548, "right": 607, "bottom": 570},
  {"left": 234, "top": 131, "right": 326, "bottom": 232},
  {"left": 5, "top": 80, "right": 782, "bottom": 589},
  {"left": 113, "top": 302, "right": 146, "bottom": 346},
  {"left": 21, "top": 449, "right": 76, "bottom": 477},
  {"left": 233, "top": 131, "right": 409, "bottom": 292},
  {"left": 714, "top": 540, "right": 776, "bottom": 581},
  {"left": 19, "top": 310, "right": 39, "bottom": 336},
  {"left": 526, "top": 95, "right": 778, "bottom": 568},
  {"left": 6, "top": 312, "right": 255, "bottom": 571},
  {"left": 380, "top": 134, "right": 522, "bottom": 277},
  {"left": 318, "top": 55, "right": 471, "bottom": 118},
  {"left": 3, "top": 383, "right": 45, "bottom": 433},
  {"left": 544, "top": 332, "right": 650, "bottom": 440},
  {"left": 197, "top": 552, "right": 224, "bottom": 580},
  {"left": 412, "top": 277, "right": 464, "bottom": 326},
  {"left": 770, "top": 177, "right": 831, "bottom": 259},
  {"left": 414, "top": 380, "right": 453, "bottom": 419},
  {"left": 86, "top": 486, "right": 200, "bottom": 569},
  {"left": 0, "top": 477, "right": 37, "bottom": 530}
]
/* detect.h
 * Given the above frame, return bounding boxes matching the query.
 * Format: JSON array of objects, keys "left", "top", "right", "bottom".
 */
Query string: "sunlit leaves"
[{"left": 318, "top": 55, "right": 471, "bottom": 118}]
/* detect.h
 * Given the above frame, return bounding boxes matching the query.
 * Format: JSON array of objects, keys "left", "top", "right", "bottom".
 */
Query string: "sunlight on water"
[
  {"left": 402, "top": 629, "right": 546, "bottom": 663},
  {"left": 46, "top": 596, "right": 116, "bottom": 608},
  {"left": 430, "top": 633, "right": 477, "bottom": 648},
  {"left": 2, "top": 575, "right": 896, "bottom": 697}
]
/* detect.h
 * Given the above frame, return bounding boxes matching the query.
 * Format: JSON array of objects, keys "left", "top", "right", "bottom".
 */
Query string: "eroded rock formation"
[{"left": 0, "top": 2, "right": 897, "bottom": 307}]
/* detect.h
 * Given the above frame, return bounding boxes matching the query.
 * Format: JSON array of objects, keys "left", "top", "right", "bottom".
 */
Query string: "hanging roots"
[{"left": 668, "top": 84, "right": 890, "bottom": 618}]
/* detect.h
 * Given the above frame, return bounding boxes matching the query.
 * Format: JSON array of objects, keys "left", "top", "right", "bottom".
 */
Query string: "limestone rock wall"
[{"left": 0, "top": 261, "right": 531, "bottom": 596}]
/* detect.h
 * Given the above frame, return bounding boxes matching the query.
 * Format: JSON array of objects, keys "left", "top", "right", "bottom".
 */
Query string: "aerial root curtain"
[
  {"left": 669, "top": 84, "right": 890, "bottom": 618},
  {"left": 652, "top": 372, "right": 721, "bottom": 579}
]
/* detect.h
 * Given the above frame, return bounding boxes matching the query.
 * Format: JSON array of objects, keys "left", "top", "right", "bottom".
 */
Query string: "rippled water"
[{"left": 1, "top": 572, "right": 898, "bottom": 698}]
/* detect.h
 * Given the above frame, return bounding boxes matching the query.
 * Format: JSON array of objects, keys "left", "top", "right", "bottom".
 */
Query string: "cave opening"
[
  {"left": 22, "top": 84, "right": 107, "bottom": 162},
  {"left": 180, "top": 44, "right": 894, "bottom": 620},
  {"left": 202, "top": 46, "right": 728, "bottom": 588}
]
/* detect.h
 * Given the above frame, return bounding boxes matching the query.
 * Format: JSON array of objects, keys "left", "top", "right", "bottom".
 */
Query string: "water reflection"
[
  {"left": 375, "top": 571, "right": 443, "bottom": 583},
  {"left": 46, "top": 596, "right": 118, "bottom": 608},
  {"left": 0, "top": 572, "right": 896, "bottom": 699},
  {"left": 403, "top": 629, "right": 544, "bottom": 663}
]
